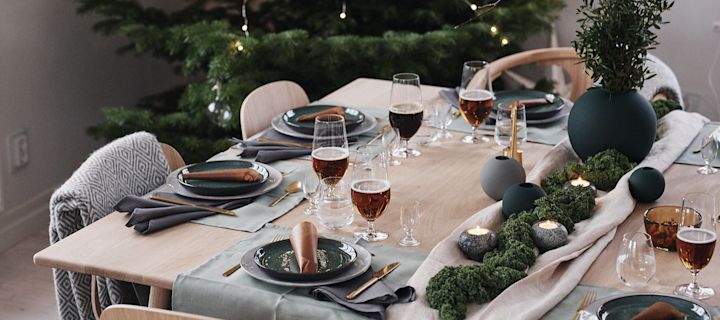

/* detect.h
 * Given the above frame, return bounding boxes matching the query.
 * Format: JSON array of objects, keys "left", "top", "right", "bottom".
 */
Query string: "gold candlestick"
[{"left": 502, "top": 101, "right": 523, "bottom": 165}]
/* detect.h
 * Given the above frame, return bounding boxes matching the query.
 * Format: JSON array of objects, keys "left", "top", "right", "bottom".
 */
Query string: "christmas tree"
[{"left": 77, "top": 0, "right": 564, "bottom": 162}]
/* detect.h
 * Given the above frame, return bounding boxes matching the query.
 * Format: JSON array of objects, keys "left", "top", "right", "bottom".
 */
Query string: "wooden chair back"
[
  {"left": 99, "top": 305, "right": 219, "bottom": 320},
  {"left": 160, "top": 143, "right": 186, "bottom": 171},
  {"left": 240, "top": 80, "right": 310, "bottom": 139},
  {"left": 483, "top": 47, "right": 594, "bottom": 102}
]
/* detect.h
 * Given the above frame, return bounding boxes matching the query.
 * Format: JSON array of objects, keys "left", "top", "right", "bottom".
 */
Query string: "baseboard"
[{"left": 0, "top": 187, "right": 55, "bottom": 254}]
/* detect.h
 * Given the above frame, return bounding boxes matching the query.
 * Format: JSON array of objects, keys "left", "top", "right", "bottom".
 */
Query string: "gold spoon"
[{"left": 269, "top": 181, "right": 302, "bottom": 207}]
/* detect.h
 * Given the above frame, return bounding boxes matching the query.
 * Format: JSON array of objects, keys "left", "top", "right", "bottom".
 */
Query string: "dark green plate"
[
  {"left": 588, "top": 293, "right": 713, "bottom": 320},
  {"left": 254, "top": 238, "right": 357, "bottom": 281},
  {"left": 494, "top": 90, "right": 564, "bottom": 120},
  {"left": 177, "top": 160, "right": 269, "bottom": 196},
  {"left": 282, "top": 105, "right": 365, "bottom": 135}
]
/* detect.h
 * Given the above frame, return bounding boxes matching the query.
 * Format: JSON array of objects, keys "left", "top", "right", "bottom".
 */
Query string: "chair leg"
[
  {"left": 148, "top": 286, "right": 171, "bottom": 309},
  {"left": 91, "top": 275, "right": 103, "bottom": 319}
]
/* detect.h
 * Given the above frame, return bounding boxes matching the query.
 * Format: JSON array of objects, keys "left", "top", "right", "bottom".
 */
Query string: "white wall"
[
  {"left": 554, "top": 0, "right": 720, "bottom": 120},
  {"left": 0, "top": 0, "right": 179, "bottom": 252}
]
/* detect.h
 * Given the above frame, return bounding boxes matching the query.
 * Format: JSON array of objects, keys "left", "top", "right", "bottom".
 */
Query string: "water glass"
[
  {"left": 616, "top": 232, "right": 656, "bottom": 288},
  {"left": 302, "top": 174, "right": 319, "bottom": 215},
  {"left": 698, "top": 134, "right": 718, "bottom": 175},
  {"left": 494, "top": 102, "right": 527, "bottom": 148},
  {"left": 399, "top": 200, "right": 422, "bottom": 247},
  {"left": 381, "top": 127, "right": 402, "bottom": 166},
  {"left": 433, "top": 102, "right": 454, "bottom": 141},
  {"left": 315, "top": 177, "right": 354, "bottom": 230}
]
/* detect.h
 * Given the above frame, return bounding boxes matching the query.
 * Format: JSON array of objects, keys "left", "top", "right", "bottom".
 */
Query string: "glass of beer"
[
  {"left": 351, "top": 145, "right": 391, "bottom": 242},
  {"left": 389, "top": 73, "right": 423, "bottom": 158},
  {"left": 674, "top": 192, "right": 717, "bottom": 300},
  {"left": 312, "top": 114, "right": 350, "bottom": 186},
  {"left": 459, "top": 60, "right": 494, "bottom": 144}
]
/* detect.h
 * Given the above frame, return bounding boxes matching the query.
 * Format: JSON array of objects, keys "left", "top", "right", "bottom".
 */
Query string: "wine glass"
[
  {"left": 315, "top": 177, "right": 354, "bottom": 230},
  {"left": 399, "top": 200, "right": 422, "bottom": 247},
  {"left": 674, "top": 192, "right": 717, "bottom": 300},
  {"left": 311, "top": 114, "right": 350, "bottom": 186},
  {"left": 459, "top": 60, "right": 494, "bottom": 144},
  {"left": 698, "top": 134, "right": 718, "bottom": 175},
  {"left": 351, "top": 144, "right": 391, "bottom": 242},
  {"left": 381, "top": 126, "right": 402, "bottom": 166},
  {"left": 494, "top": 102, "right": 527, "bottom": 148},
  {"left": 302, "top": 173, "right": 319, "bottom": 215},
  {"left": 389, "top": 73, "right": 423, "bottom": 158},
  {"left": 433, "top": 101, "right": 454, "bottom": 141},
  {"left": 616, "top": 232, "right": 656, "bottom": 288}
]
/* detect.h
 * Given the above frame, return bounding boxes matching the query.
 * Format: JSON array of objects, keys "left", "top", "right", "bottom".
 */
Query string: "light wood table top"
[{"left": 34, "top": 77, "right": 720, "bottom": 306}]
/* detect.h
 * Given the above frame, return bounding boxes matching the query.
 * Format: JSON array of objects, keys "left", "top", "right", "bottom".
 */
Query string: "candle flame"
[
  {"left": 538, "top": 220, "right": 559, "bottom": 230},
  {"left": 468, "top": 226, "right": 490, "bottom": 235}
]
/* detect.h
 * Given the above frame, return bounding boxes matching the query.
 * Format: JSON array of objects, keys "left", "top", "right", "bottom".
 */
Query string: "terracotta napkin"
[
  {"left": 181, "top": 168, "right": 262, "bottom": 182},
  {"left": 297, "top": 106, "right": 346, "bottom": 121},
  {"left": 289, "top": 221, "right": 318, "bottom": 273},
  {"left": 632, "top": 302, "right": 685, "bottom": 320}
]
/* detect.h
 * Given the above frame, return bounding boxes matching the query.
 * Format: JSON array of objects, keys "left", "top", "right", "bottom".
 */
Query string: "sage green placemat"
[
  {"left": 674, "top": 122, "right": 719, "bottom": 168},
  {"left": 172, "top": 224, "right": 427, "bottom": 320},
  {"left": 540, "top": 285, "right": 623, "bottom": 319}
]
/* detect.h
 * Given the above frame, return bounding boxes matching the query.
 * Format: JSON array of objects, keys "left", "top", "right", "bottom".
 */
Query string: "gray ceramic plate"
[
  {"left": 165, "top": 162, "right": 282, "bottom": 200},
  {"left": 583, "top": 293, "right": 716, "bottom": 320},
  {"left": 282, "top": 105, "right": 365, "bottom": 135},
  {"left": 177, "top": 160, "right": 269, "bottom": 196},
  {"left": 253, "top": 238, "right": 357, "bottom": 281},
  {"left": 271, "top": 113, "right": 377, "bottom": 140},
  {"left": 241, "top": 241, "right": 372, "bottom": 287}
]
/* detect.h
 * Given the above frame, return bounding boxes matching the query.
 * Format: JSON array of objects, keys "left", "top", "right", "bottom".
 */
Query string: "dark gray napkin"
[
  {"left": 238, "top": 130, "right": 312, "bottom": 163},
  {"left": 114, "top": 192, "right": 252, "bottom": 234},
  {"left": 310, "top": 269, "right": 416, "bottom": 320}
]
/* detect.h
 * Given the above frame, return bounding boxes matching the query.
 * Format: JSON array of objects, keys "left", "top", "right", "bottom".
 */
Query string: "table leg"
[{"left": 148, "top": 286, "right": 171, "bottom": 309}]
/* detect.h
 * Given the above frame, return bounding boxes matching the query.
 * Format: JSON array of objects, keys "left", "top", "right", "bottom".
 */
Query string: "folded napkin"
[
  {"left": 311, "top": 268, "right": 416, "bottom": 320},
  {"left": 115, "top": 192, "right": 252, "bottom": 234},
  {"left": 290, "top": 221, "right": 319, "bottom": 273},
  {"left": 298, "top": 106, "right": 346, "bottom": 121},
  {"left": 181, "top": 168, "right": 263, "bottom": 182},
  {"left": 632, "top": 302, "right": 685, "bottom": 320}
]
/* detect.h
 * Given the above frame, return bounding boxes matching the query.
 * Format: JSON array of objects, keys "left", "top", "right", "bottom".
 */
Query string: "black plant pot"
[{"left": 568, "top": 88, "right": 657, "bottom": 163}]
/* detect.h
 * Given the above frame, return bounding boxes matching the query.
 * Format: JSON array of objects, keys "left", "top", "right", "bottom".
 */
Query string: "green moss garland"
[
  {"left": 541, "top": 149, "right": 636, "bottom": 194},
  {"left": 426, "top": 187, "right": 595, "bottom": 319}
]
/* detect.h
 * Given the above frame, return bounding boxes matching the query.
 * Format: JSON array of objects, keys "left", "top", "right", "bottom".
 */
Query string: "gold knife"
[
  {"left": 346, "top": 262, "right": 400, "bottom": 300},
  {"left": 150, "top": 195, "right": 236, "bottom": 216}
]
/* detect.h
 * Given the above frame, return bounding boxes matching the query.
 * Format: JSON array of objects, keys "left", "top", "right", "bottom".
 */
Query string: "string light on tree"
[
  {"left": 241, "top": 0, "right": 249, "bottom": 37},
  {"left": 490, "top": 25, "right": 498, "bottom": 35},
  {"left": 501, "top": 37, "right": 509, "bottom": 46},
  {"left": 339, "top": 1, "right": 347, "bottom": 19},
  {"left": 233, "top": 40, "right": 244, "bottom": 52},
  {"left": 470, "top": 3, "right": 478, "bottom": 10}
]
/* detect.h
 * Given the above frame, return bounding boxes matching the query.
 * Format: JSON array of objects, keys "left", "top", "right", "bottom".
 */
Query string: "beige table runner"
[{"left": 387, "top": 110, "right": 708, "bottom": 319}]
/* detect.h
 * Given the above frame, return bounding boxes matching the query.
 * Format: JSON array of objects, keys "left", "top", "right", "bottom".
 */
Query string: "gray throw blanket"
[{"left": 49, "top": 132, "right": 170, "bottom": 320}]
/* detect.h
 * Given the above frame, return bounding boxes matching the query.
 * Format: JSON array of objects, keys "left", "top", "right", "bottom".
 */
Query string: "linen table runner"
[
  {"left": 387, "top": 110, "right": 708, "bottom": 319},
  {"left": 173, "top": 224, "right": 427, "bottom": 320}
]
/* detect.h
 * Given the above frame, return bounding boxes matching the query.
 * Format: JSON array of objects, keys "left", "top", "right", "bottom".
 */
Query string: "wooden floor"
[{"left": 0, "top": 227, "right": 59, "bottom": 320}]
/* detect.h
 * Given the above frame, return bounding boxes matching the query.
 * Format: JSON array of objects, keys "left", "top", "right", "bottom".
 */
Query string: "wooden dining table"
[{"left": 34, "top": 77, "right": 720, "bottom": 315}]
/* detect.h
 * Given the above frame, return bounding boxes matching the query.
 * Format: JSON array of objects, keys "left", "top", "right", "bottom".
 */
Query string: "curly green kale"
[
  {"left": 583, "top": 149, "right": 636, "bottom": 191},
  {"left": 534, "top": 202, "right": 576, "bottom": 233},
  {"left": 535, "top": 187, "right": 595, "bottom": 223},
  {"left": 541, "top": 160, "right": 585, "bottom": 195},
  {"left": 651, "top": 98, "right": 681, "bottom": 120}
]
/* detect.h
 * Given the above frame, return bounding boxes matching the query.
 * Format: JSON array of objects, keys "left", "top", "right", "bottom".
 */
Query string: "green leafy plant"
[
  {"left": 571, "top": 0, "right": 674, "bottom": 92},
  {"left": 651, "top": 99, "right": 682, "bottom": 120},
  {"left": 426, "top": 187, "right": 595, "bottom": 319}
]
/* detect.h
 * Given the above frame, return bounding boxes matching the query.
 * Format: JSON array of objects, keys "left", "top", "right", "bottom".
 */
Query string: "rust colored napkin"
[
  {"left": 289, "top": 221, "right": 318, "bottom": 273},
  {"left": 631, "top": 302, "right": 685, "bottom": 320},
  {"left": 181, "top": 168, "right": 262, "bottom": 182},
  {"left": 297, "top": 106, "right": 346, "bottom": 121}
]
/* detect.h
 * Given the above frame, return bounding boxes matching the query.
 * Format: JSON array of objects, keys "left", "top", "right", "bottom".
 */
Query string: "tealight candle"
[
  {"left": 531, "top": 220, "right": 569, "bottom": 252},
  {"left": 563, "top": 176, "right": 597, "bottom": 196},
  {"left": 458, "top": 226, "right": 497, "bottom": 261}
]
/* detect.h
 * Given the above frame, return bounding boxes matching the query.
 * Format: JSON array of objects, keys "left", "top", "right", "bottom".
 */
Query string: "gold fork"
[
  {"left": 572, "top": 291, "right": 597, "bottom": 320},
  {"left": 222, "top": 232, "right": 286, "bottom": 277}
]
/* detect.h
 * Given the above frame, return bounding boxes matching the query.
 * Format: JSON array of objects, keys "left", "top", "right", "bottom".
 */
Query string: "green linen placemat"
[
  {"left": 674, "top": 122, "right": 719, "bottom": 168},
  {"left": 172, "top": 224, "right": 427, "bottom": 320}
]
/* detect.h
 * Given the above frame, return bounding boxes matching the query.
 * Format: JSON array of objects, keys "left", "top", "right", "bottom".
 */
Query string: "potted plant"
[{"left": 568, "top": 0, "right": 674, "bottom": 162}]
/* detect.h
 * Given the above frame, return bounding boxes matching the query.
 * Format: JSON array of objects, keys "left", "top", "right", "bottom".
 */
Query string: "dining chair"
[
  {"left": 240, "top": 80, "right": 310, "bottom": 139},
  {"left": 99, "top": 305, "right": 219, "bottom": 320},
  {"left": 49, "top": 131, "right": 185, "bottom": 320},
  {"left": 479, "top": 47, "right": 594, "bottom": 102}
]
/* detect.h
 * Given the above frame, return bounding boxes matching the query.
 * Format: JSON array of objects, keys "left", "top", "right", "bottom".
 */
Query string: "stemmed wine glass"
[
  {"left": 674, "top": 192, "right": 717, "bottom": 300},
  {"left": 389, "top": 73, "right": 423, "bottom": 158},
  {"left": 381, "top": 127, "right": 401, "bottom": 166},
  {"left": 698, "top": 134, "right": 718, "bottom": 175},
  {"left": 311, "top": 114, "right": 350, "bottom": 186},
  {"left": 351, "top": 144, "right": 391, "bottom": 242},
  {"left": 399, "top": 200, "right": 422, "bottom": 247},
  {"left": 459, "top": 60, "right": 494, "bottom": 144}
]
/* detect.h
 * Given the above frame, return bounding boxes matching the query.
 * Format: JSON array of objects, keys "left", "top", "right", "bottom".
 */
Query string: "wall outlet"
[
  {"left": 714, "top": 20, "right": 720, "bottom": 33},
  {"left": 8, "top": 130, "right": 30, "bottom": 172}
]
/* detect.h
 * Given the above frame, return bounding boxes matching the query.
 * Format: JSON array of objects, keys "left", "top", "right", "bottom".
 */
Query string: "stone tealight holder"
[
  {"left": 531, "top": 220, "right": 569, "bottom": 252},
  {"left": 458, "top": 226, "right": 497, "bottom": 261},
  {"left": 562, "top": 176, "right": 597, "bottom": 197}
]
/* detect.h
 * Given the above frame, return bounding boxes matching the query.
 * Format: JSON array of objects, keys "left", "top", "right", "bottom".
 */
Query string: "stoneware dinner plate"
[
  {"left": 253, "top": 238, "right": 357, "bottom": 281},
  {"left": 241, "top": 240, "right": 372, "bottom": 287},
  {"left": 493, "top": 90, "right": 565, "bottom": 120},
  {"left": 282, "top": 105, "right": 365, "bottom": 135},
  {"left": 166, "top": 162, "right": 282, "bottom": 200},
  {"left": 271, "top": 112, "right": 377, "bottom": 140},
  {"left": 582, "top": 293, "right": 716, "bottom": 320},
  {"left": 177, "top": 160, "right": 269, "bottom": 196}
]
